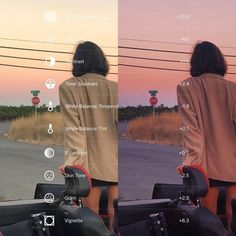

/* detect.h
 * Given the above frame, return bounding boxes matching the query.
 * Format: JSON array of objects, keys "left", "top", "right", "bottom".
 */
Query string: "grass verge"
[
  {"left": 126, "top": 112, "right": 182, "bottom": 145},
  {"left": 8, "top": 112, "right": 64, "bottom": 146}
]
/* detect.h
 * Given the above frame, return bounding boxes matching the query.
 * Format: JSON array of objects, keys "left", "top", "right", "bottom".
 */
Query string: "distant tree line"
[
  {"left": 0, "top": 105, "right": 60, "bottom": 121},
  {"left": 0, "top": 104, "right": 178, "bottom": 122},
  {"left": 118, "top": 104, "right": 178, "bottom": 121}
]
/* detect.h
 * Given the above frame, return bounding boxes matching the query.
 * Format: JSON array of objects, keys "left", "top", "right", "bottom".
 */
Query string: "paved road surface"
[
  {"left": 119, "top": 122, "right": 182, "bottom": 200},
  {"left": 0, "top": 122, "right": 182, "bottom": 201},
  {"left": 0, "top": 122, "right": 64, "bottom": 200}
]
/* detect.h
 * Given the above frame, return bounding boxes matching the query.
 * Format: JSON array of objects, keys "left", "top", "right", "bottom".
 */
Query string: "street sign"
[
  {"left": 32, "top": 96, "right": 40, "bottom": 105},
  {"left": 31, "top": 90, "right": 40, "bottom": 97},
  {"left": 149, "top": 96, "right": 158, "bottom": 106},
  {"left": 149, "top": 90, "right": 158, "bottom": 96},
  {"left": 148, "top": 90, "right": 159, "bottom": 117}
]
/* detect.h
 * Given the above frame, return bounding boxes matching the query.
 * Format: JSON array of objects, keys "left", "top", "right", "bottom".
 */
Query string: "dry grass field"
[
  {"left": 7, "top": 111, "right": 182, "bottom": 146},
  {"left": 8, "top": 112, "right": 64, "bottom": 146},
  {"left": 126, "top": 112, "right": 182, "bottom": 145}
]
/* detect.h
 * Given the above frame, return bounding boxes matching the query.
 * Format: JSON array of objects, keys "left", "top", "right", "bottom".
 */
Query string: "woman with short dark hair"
[
  {"left": 59, "top": 41, "right": 118, "bottom": 229},
  {"left": 177, "top": 41, "right": 236, "bottom": 230},
  {"left": 190, "top": 41, "right": 227, "bottom": 77},
  {"left": 72, "top": 41, "right": 110, "bottom": 77}
]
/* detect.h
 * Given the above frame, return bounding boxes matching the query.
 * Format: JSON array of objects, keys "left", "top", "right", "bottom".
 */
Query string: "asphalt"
[
  {"left": 118, "top": 122, "right": 182, "bottom": 200},
  {"left": 0, "top": 122, "right": 182, "bottom": 201},
  {"left": 0, "top": 122, "right": 64, "bottom": 200}
]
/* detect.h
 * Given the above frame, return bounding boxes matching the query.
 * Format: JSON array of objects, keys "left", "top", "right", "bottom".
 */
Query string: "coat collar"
[
  {"left": 201, "top": 73, "right": 224, "bottom": 80},
  {"left": 82, "top": 73, "right": 106, "bottom": 80}
]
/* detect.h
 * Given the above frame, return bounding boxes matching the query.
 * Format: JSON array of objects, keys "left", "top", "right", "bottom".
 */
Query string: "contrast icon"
[{"left": 45, "top": 56, "right": 56, "bottom": 67}]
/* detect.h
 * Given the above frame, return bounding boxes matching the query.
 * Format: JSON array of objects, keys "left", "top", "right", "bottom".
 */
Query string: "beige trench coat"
[
  {"left": 59, "top": 73, "right": 118, "bottom": 182},
  {"left": 177, "top": 73, "right": 236, "bottom": 182}
]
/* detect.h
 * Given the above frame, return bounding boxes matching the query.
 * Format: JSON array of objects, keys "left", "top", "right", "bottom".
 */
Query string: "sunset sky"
[
  {"left": 119, "top": 0, "right": 236, "bottom": 106},
  {"left": 0, "top": 0, "right": 117, "bottom": 106},
  {"left": 1, "top": 0, "right": 236, "bottom": 107}
]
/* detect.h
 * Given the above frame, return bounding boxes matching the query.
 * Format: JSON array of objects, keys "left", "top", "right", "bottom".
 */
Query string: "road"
[
  {"left": 119, "top": 122, "right": 182, "bottom": 200},
  {"left": 0, "top": 122, "right": 182, "bottom": 201},
  {"left": 0, "top": 122, "right": 64, "bottom": 200}
]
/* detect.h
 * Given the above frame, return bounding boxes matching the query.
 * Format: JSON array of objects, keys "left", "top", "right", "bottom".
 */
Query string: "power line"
[
  {"left": 0, "top": 45, "right": 118, "bottom": 57},
  {"left": 0, "top": 37, "right": 117, "bottom": 49},
  {"left": 119, "top": 63, "right": 188, "bottom": 72},
  {"left": 0, "top": 42, "right": 234, "bottom": 73},
  {"left": 0, "top": 53, "right": 184, "bottom": 65},
  {"left": 119, "top": 54, "right": 236, "bottom": 66},
  {"left": 119, "top": 45, "right": 190, "bottom": 54},
  {"left": 119, "top": 37, "right": 236, "bottom": 49},
  {"left": 0, "top": 61, "right": 234, "bottom": 75},
  {"left": 119, "top": 63, "right": 236, "bottom": 74},
  {"left": 0, "top": 54, "right": 118, "bottom": 66},
  {"left": 119, "top": 37, "right": 193, "bottom": 46},
  {"left": 119, "top": 55, "right": 180, "bottom": 63},
  {"left": 0, "top": 54, "right": 68, "bottom": 63},
  {"left": 0, "top": 63, "right": 118, "bottom": 74},
  {"left": 1, "top": 43, "right": 235, "bottom": 59},
  {"left": 119, "top": 45, "right": 236, "bottom": 58},
  {"left": 0, "top": 63, "right": 70, "bottom": 72},
  {"left": 0, "top": 52, "right": 235, "bottom": 67}
]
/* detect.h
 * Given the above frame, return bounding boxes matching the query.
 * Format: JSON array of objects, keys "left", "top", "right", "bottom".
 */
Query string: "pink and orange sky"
[
  {"left": 0, "top": 0, "right": 117, "bottom": 106},
  {"left": 1, "top": 0, "right": 236, "bottom": 107},
  {"left": 119, "top": 0, "right": 236, "bottom": 106}
]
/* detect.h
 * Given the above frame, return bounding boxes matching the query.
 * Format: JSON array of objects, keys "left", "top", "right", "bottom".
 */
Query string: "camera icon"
[{"left": 44, "top": 215, "right": 55, "bottom": 226}]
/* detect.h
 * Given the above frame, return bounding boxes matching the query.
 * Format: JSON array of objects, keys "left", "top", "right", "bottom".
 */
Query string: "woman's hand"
[
  {"left": 176, "top": 165, "right": 184, "bottom": 174},
  {"left": 58, "top": 164, "right": 67, "bottom": 175},
  {"left": 176, "top": 155, "right": 198, "bottom": 174},
  {"left": 176, "top": 160, "right": 194, "bottom": 175}
]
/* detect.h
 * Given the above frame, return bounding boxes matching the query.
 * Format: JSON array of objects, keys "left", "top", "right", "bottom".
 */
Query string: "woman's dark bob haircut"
[
  {"left": 190, "top": 41, "right": 227, "bottom": 77},
  {"left": 72, "top": 41, "right": 110, "bottom": 77}
]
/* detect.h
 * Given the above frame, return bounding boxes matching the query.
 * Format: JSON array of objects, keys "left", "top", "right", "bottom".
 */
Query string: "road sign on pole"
[
  {"left": 31, "top": 90, "right": 40, "bottom": 122},
  {"left": 148, "top": 90, "right": 159, "bottom": 117}
]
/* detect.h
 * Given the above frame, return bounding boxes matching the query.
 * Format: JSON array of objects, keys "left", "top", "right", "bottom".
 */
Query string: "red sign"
[
  {"left": 149, "top": 96, "right": 158, "bottom": 106},
  {"left": 32, "top": 96, "right": 40, "bottom": 105}
]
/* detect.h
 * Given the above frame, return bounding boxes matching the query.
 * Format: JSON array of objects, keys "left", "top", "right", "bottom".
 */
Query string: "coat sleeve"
[
  {"left": 177, "top": 83, "right": 204, "bottom": 165},
  {"left": 59, "top": 84, "right": 87, "bottom": 166}
]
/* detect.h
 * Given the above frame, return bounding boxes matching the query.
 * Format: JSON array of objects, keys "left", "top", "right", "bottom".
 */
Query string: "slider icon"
[{"left": 48, "top": 124, "right": 53, "bottom": 134}]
